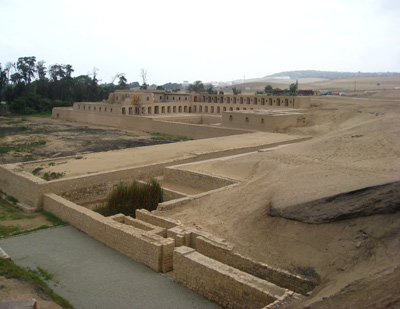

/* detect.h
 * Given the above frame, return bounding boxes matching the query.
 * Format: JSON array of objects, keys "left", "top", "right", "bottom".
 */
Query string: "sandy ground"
[
  {"left": 154, "top": 95, "right": 400, "bottom": 307},
  {"left": 21, "top": 132, "right": 306, "bottom": 178}
]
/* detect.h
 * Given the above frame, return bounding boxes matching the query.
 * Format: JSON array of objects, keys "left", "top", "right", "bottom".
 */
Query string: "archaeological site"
[{"left": 1, "top": 84, "right": 399, "bottom": 308}]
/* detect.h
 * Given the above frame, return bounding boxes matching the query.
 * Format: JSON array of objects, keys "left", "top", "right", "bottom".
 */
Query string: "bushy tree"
[
  {"left": 232, "top": 87, "right": 241, "bottom": 95},
  {"left": 188, "top": 80, "right": 205, "bottom": 93},
  {"left": 0, "top": 63, "right": 10, "bottom": 102},
  {"left": 264, "top": 84, "right": 273, "bottom": 92},
  {"left": 115, "top": 74, "right": 128, "bottom": 90},
  {"left": 2, "top": 55, "right": 159, "bottom": 114},
  {"left": 289, "top": 80, "right": 298, "bottom": 96}
]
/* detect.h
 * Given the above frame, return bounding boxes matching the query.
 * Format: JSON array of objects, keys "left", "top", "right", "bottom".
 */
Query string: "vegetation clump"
[
  {"left": 97, "top": 180, "right": 163, "bottom": 217},
  {"left": 42, "top": 172, "right": 65, "bottom": 181}
]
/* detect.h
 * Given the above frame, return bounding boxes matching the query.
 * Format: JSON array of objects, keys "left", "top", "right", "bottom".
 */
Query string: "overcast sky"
[{"left": 1, "top": 0, "right": 399, "bottom": 85}]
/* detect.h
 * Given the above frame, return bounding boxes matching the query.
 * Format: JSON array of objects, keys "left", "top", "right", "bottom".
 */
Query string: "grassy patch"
[
  {"left": 70, "top": 127, "right": 107, "bottom": 134},
  {"left": 40, "top": 210, "right": 66, "bottom": 226},
  {"left": 0, "top": 145, "right": 12, "bottom": 153},
  {"left": 0, "top": 225, "right": 20, "bottom": 237},
  {"left": 0, "top": 197, "right": 66, "bottom": 237},
  {"left": 0, "top": 140, "right": 47, "bottom": 153},
  {"left": 0, "top": 258, "right": 73, "bottom": 308},
  {"left": 18, "top": 125, "right": 30, "bottom": 131},
  {"left": 42, "top": 172, "right": 65, "bottom": 181},
  {"left": 32, "top": 167, "right": 43, "bottom": 175},
  {"left": 30, "top": 112, "right": 52, "bottom": 118},
  {"left": 150, "top": 132, "right": 191, "bottom": 141},
  {"left": 5, "top": 195, "right": 19, "bottom": 206},
  {"left": 27, "top": 266, "right": 54, "bottom": 281},
  {"left": 0, "top": 200, "right": 34, "bottom": 219},
  {"left": 11, "top": 225, "right": 54, "bottom": 237}
]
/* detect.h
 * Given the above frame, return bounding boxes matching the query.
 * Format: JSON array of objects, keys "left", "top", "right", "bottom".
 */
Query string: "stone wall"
[
  {"left": 173, "top": 246, "right": 288, "bottom": 309},
  {"left": 43, "top": 193, "right": 174, "bottom": 272}
]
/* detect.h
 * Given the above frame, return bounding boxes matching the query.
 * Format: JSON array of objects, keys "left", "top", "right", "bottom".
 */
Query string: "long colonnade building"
[{"left": 73, "top": 90, "right": 311, "bottom": 117}]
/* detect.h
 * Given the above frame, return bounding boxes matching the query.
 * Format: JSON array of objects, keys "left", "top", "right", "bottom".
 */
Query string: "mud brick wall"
[
  {"left": 61, "top": 183, "right": 111, "bottom": 204},
  {"left": 43, "top": 193, "right": 174, "bottom": 272},
  {"left": 0, "top": 164, "right": 47, "bottom": 209},
  {"left": 163, "top": 167, "right": 237, "bottom": 192},
  {"left": 174, "top": 246, "right": 287, "bottom": 309},
  {"left": 136, "top": 209, "right": 180, "bottom": 229},
  {"left": 195, "top": 236, "right": 317, "bottom": 295},
  {"left": 151, "top": 120, "right": 250, "bottom": 140}
]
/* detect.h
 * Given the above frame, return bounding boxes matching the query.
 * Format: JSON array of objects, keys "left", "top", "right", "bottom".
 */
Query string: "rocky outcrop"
[{"left": 269, "top": 181, "right": 400, "bottom": 223}]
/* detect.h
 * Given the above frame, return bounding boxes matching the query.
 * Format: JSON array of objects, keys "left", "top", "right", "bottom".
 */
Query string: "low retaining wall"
[
  {"left": 163, "top": 167, "right": 238, "bottom": 192},
  {"left": 0, "top": 164, "right": 48, "bottom": 210},
  {"left": 0, "top": 159, "right": 185, "bottom": 210},
  {"left": 137, "top": 211, "right": 318, "bottom": 295},
  {"left": 195, "top": 236, "right": 318, "bottom": 295},
  {"left": 173, "top": 246, "right": 288, "bottom": 309},
  {"left": 136, "top": 209, "right": 180, "bottom": 229},
  {"left": 39, "top": 198, "right": 318, "bottom": 307},
  {"left": 43, "top": 193, "right": 174, "bottom": 272},
  {"left": 151, "top": 120, "right": 249, "bottom": 140}
]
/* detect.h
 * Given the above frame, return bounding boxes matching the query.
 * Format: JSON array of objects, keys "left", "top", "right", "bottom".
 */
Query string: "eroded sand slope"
[{"left": 157, "top": 96, "right": 400, "bottom": 306}]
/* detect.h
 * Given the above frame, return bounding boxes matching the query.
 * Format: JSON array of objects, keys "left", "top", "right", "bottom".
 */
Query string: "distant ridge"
[{"left": 266, "top": 70, "right": 399, "bottom": 80}]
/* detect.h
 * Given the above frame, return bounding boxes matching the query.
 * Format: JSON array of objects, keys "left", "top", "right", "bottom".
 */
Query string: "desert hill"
[
  {"left": 221, "top": 74, "right": 400, "bottom": 100},
  {"left": 266, "top": 70, "right": 399, "bottom": 79}
]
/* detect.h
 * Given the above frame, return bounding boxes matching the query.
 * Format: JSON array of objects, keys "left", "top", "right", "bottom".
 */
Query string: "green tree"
[
  {"left": 264, "top": 84, "right": 273, "bottom": 92},
  {"left": 128, "top": 81, "right": 140, "bottom": 88},
  {"left": 188, "top": 80, "right": 205, "bottom": 93},
  {"left": 232, "top": 87, "right": 241, "bottom": 95},
  {"left": 36, "top": 61, "right": 47, "bottom": 81},
  {"left": 35, "top": 61, "right": 48, "bottom": 98},
  {"left": 0, "top": 63, "right": 10, "bottom": 102},
  {"left": 289, "top": 80, "right": 298, "bottom": 96},
  {"left": 16, "top": 56, "right": 36, "bottom": 85},
  {"left": 162, "top": 82, "right": 181, "bottom": 91},
  {"left": 116, "top": 74, "right": 128, "bottom": 90}
]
